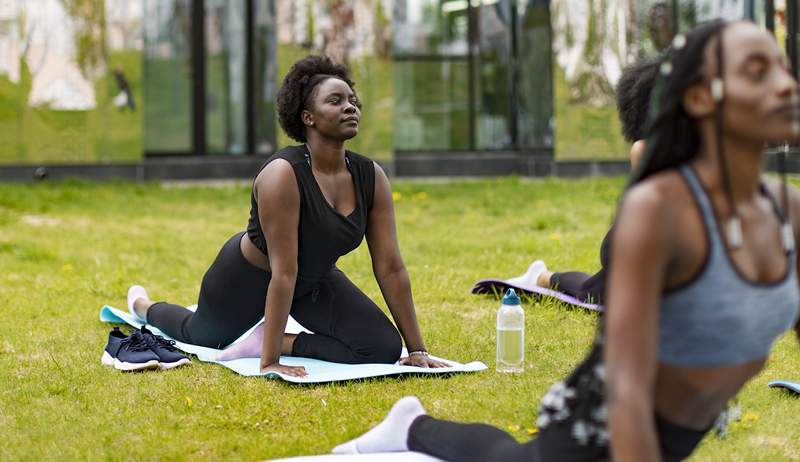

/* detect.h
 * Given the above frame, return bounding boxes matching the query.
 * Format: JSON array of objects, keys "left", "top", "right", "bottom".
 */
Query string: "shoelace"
[
  {"left": 144, "top": 333, "right": 179, "bottom": 352},
  {"left": 120, "top": 332, "right": 152, "bottom": 352}
]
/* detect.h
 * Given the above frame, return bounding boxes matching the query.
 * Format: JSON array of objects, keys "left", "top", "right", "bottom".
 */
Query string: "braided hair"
[
  {"left": 632, "top": 19, "right": 795, "bottom": 251},
  {"left": 631, "top": 19, "right": 727, "bottom": 185}
]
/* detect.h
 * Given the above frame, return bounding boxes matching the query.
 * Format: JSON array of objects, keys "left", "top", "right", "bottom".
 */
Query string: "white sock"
[
  {"left": 127, "top": 285, "right": 149, "bottom": 322},
  {"left": 332, "top": 396, "right": 426, "bottom": 454}
]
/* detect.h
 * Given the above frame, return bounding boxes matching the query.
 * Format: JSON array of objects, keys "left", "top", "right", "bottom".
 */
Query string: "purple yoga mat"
[{"left": 471, "top": 278, "right": 603, "bottom": 312}]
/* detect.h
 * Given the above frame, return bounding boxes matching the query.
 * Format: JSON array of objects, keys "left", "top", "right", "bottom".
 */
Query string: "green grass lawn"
[{"left": 1, "top": 177, "right": 798, "bottom": 461}]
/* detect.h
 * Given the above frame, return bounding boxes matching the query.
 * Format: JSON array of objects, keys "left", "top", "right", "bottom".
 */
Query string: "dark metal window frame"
[
  {"left": 146, "top": 0, "right": 258, "bottom": 158},
  {"left": 394, "top": 0, "right": 551, "bottom": 154}
]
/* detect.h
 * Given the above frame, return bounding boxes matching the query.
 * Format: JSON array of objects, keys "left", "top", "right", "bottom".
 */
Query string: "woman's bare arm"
[
  {"left": 365, "top": 163, "right": 446, "bottom": 368},
  {"left": 256, "top": 159, "right": 306, "bottom": 376},
  {"left": 606, "top": 184, "right": 673, "bottom": 462}
]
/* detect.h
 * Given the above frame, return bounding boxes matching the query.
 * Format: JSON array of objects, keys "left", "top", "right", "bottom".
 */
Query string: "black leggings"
[
  {"left": 550, "top": 268, "right": 606, "bottom": 304},
  {"left": 146, "top": 232, "right": 402, "bottom": 364},
  {"left": 549, "top": 227, "right": 612, "bottom": 304},
  {"left": 407, "top": 414, "right": 706, "bottom": 462}
]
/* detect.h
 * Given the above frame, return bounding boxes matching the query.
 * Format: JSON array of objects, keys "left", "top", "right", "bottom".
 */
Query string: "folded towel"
[{"left": 100, "top": 305, "right": 487, "bottom": 384}]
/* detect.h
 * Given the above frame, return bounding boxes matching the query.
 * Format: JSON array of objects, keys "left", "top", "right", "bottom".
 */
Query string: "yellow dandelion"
[
  {"left": 185, "top": 396, "right": 193, "bottom": 407},
  {"left": 507, "top": 424, "right": 521, "bottom": 432},
  {"left": 741, "top": 412, "right": 759, "bottom": 423},
  {"left": 392, "top": 192, "right": 402, "bottom": 201},
  {"left": 526, "top": 427, "right": 538, "bottom": 435},
  {"left": 61, "top": 263, "right": 73, "bottom": 273}
]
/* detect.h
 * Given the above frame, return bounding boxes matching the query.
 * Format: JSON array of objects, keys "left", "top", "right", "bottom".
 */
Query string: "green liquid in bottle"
[{"left": 496, "top": 328, "right": 524, "bottom": 373}]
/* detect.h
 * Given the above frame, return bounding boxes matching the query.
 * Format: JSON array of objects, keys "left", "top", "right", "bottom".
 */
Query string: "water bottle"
[{"left": 496, "top": 288, "right": 524, "bottom": 373}]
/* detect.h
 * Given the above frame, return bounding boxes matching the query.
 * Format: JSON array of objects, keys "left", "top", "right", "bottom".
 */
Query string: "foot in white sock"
[
  {"left": 214, "top": 323, "right": 264, "bottom": 361},
  {"left": 332, "top": 396, "right": 426, "bottom": 454},
  {"left": 127, "top": 285, "right": 149, "bottom": 322}
]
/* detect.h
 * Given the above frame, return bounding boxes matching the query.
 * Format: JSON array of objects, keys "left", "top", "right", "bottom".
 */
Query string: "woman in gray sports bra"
[{"left": 334, "top": 20, "right": 800, "bottom": 462}]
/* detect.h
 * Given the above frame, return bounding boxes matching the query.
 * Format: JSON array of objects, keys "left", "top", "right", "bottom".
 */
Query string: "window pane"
[
  {"left": 143, "top": 0, "right": 192, "bottom": 153},
  {"left": 517, "top": 0, "right": 554, "bottom": 148},
  {"left": 475, "top": 0, "right": 513, "bottom": 149},
  {"left": 394, "top": 60, "right": 470, "bottom": 150},
  {"left": 394, "top": 0, "right": 469, "bottom": 56},
  {"left": 254, "top": 0, "right": 277, "bottom": 154},
  {"left": 552, "top": 0, "right": 628, "bottom": 159},
  {"left": 205, "top": 0, "right": 247, "bottom": 155},
  {"left": 106, "top": 0, "right": 144, "bottom": 162}
]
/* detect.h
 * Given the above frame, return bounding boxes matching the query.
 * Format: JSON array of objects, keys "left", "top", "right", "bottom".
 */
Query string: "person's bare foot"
[
  {"left": 214, "top": 323, "right": 297, "bottom": 361},
  {"left": 537, "top": 270, "right": 553, "bottom": 288}
]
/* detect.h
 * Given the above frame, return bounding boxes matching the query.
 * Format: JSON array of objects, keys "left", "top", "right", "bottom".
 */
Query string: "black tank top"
[{"left": 246, "top": 145, "right": 375, "bottom": 291}]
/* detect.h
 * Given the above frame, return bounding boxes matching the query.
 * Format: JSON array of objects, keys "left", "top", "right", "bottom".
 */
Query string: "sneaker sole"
[
  {"left": 101, "top": 351, "right": 115, "bottom": 367},
  {"left": 159, "top": 358, "right": 192, "bottom": 370},
  {"left": 114, "top": 358, "right": 160, "bottom": 372}
]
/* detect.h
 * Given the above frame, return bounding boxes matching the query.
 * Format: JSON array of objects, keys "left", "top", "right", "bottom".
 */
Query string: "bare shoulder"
[
  {"left": 254, "top": 158, "right": 296, "bottom": 197},
  {"left": 619, "top": 170, "right": 688, "bottom": 221},
  {"left": 372, "top": 161, "right": 389, "bottom": 182}
]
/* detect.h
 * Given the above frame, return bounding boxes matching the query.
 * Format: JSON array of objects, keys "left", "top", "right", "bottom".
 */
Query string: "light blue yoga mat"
[
  {"left": 768, "top": 380, "right": 800, "bottom": 394},
  {"left": 99, "top": 305, "right": 487, "bottom": 384},
  {"left": 268, "top": 453, "right": 443, "bottom": 461}
]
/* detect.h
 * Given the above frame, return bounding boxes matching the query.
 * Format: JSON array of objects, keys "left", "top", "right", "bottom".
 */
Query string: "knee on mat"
[{"left": 362, "top": 328, "right": 402, "bottom": 364}]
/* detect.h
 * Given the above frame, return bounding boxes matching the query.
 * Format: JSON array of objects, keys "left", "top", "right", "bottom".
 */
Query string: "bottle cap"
[{"left": 502, "top": 288, "right": 521, "bottom": 305}]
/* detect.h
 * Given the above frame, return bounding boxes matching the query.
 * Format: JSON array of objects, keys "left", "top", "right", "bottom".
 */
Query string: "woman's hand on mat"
[
  {"left": 399, "top": 355, "right": 449, "bottom": 368},
  {"left": 261, "top": 362, "right": 307, "bottom": 377}
]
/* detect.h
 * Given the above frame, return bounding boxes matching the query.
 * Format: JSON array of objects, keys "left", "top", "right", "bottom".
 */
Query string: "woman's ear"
[
  {"left": 301, "top": 110, "right": 315, "bottom": 127},
  {"left": 683, "top": 82, "right": 715, "bottom": 118}
]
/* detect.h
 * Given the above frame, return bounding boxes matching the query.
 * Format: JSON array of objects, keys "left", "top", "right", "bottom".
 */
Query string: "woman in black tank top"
[{"left": 127, "top": 55, "right": 446, "bottom": 377}]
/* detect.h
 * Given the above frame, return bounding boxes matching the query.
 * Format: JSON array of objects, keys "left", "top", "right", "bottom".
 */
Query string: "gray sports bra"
[{"left": 658, "top": 166, "right": 800, "bottom": 367}]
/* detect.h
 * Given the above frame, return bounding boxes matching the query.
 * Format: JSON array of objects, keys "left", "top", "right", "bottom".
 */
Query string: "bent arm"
[
  {"left": 256, "top": 160, "right": 301, "bottom": 371},
  {"left": 606, "top": 186, "right": 672, "bottom": 462},
  {"left": 366, "top": 163, "right": 426, "bottom": 353}
]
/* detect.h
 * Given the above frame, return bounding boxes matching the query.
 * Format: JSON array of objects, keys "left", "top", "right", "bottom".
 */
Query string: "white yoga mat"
[{"left": 99, "top": 305, "right": 487, "bottom": 384}]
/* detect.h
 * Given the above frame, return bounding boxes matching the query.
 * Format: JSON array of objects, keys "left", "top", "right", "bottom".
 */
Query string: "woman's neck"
[
  {"left": 692, "top": 126, "right": 764, "bottom": 203},
  {"left": 305, "top": 135, "right": 346, "bottom": 174}
]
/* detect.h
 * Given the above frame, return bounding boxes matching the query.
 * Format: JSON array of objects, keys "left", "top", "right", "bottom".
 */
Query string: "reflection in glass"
[
  {"left": 143, "top": 0, "right": 192, "bottom": 153},
  {"left": 105, "top": 0, "right": 144, "bottom": 162},
  {"left": 205, "top": 0, "right": 246, "bottom": 155},
  {"left": 517, "top": 0, "right": 553, "bottom": 148},
  {"left": 254, "top": 0, "right": 277, "bottom": 154},
  {"left": 394, "top": 60, "right": 470, "bottom": 150},
  {"left": 393, "top": 0, "right": 469, "bottom": 56},
  {"left": 693, "top": 0, "right": 744, "bottom": 20},
  {"left": 475, "top": 0, "right": 513, "bottom": 149},
  {"left": 551, "top": 0, "right": 628, "bottom": 158}
]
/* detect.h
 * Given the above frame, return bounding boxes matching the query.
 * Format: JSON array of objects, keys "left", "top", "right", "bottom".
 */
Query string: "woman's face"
[
  {"left": 717, "top": 22, "right": 798, "bottom": 143},
  {"left": 303, "top": 78, "right": 361, "bottom": 142}
]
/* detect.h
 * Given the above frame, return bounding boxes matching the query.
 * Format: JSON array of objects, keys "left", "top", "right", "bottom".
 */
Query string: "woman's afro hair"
[
  {"left": 276, "top": 55, "right": 357, "bottom": 142},
  {"left": 616, "top": 56, "right": 660, "bottom": 142}
]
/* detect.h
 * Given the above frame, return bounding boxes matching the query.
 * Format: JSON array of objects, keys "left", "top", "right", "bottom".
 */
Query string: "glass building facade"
[
  {"left": 393, "top": 0, "right": 553, "bottom": 152},
  {"left": 0, "top": 0, "right": 795, "bottom": 167}
]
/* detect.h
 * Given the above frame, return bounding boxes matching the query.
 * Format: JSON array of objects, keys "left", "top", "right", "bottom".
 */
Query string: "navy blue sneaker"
[
  {"left": 101, "top": 327, "right": 160, "bottom": 371},
  {"left": 140, "top": 326, "right": 191, "bottom": 369}
]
